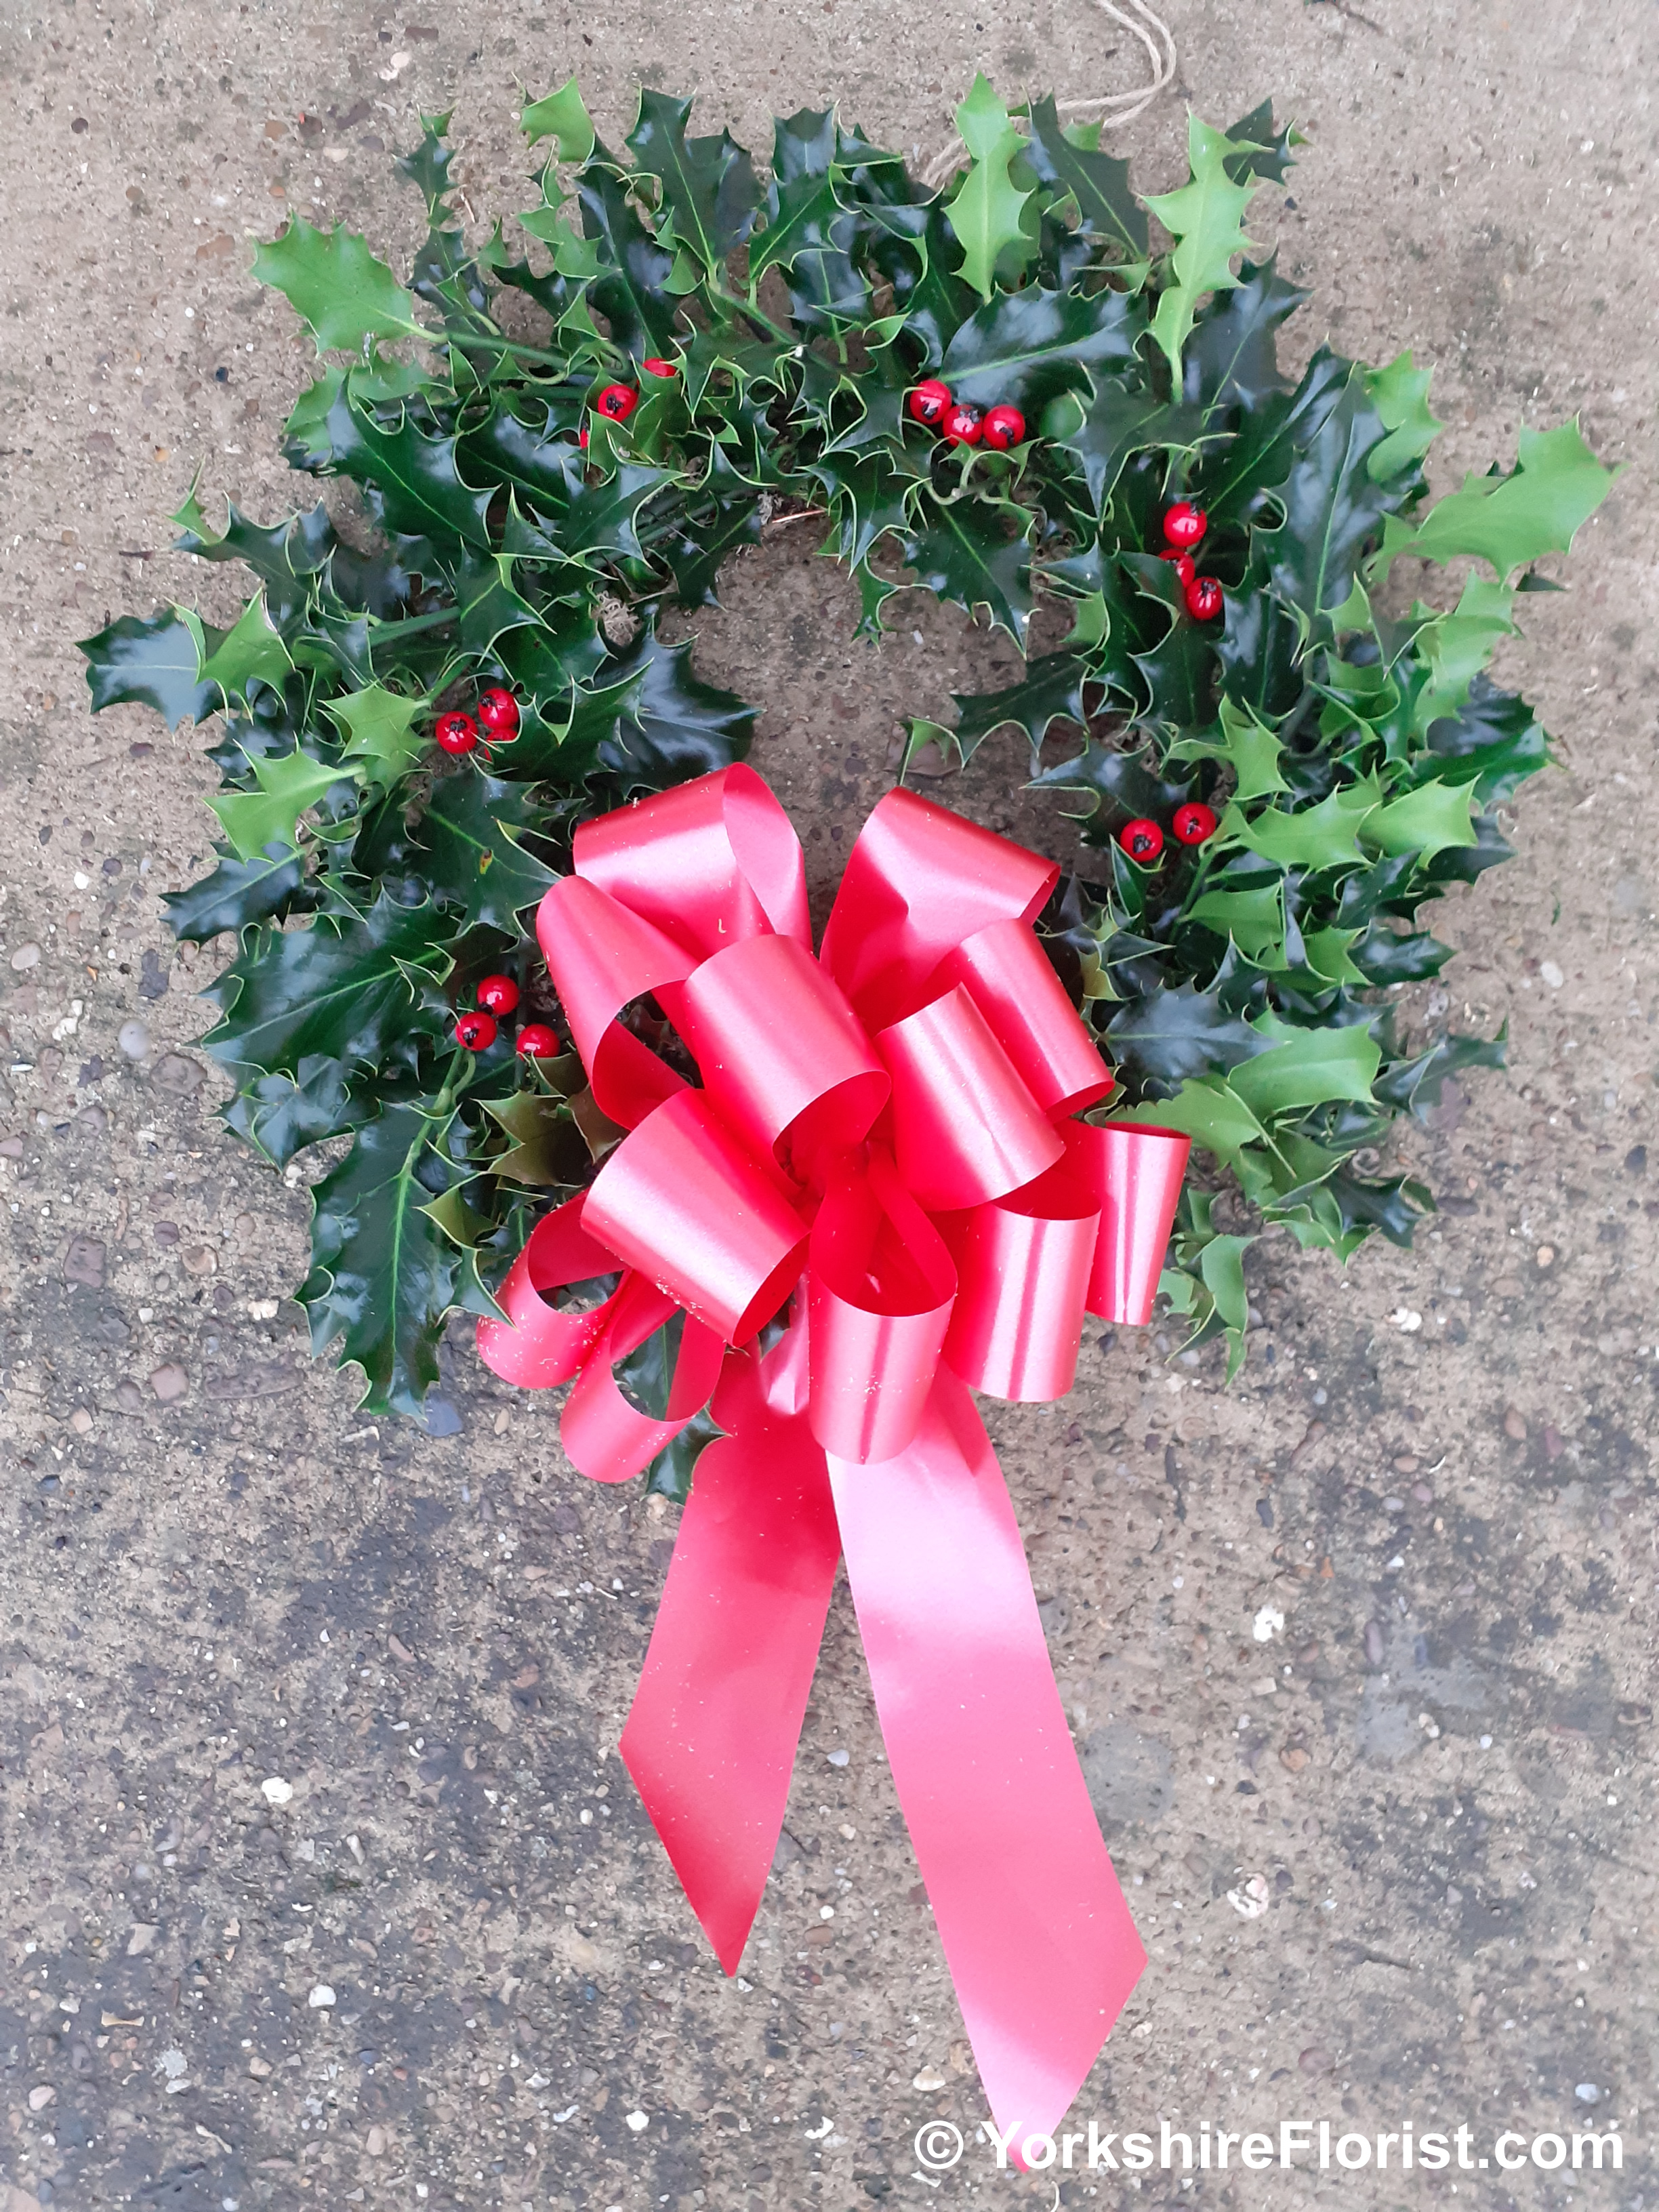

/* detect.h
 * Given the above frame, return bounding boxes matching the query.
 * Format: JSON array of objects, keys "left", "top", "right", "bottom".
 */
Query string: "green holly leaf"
[
  {"left": 253, "top": 217, "right": 424, "bottom": 354},
  {"left": 1221, "top": 100, "right": 1301, "bottom": 186},
  {"left": 627, "top": 91, "right": 761, "bottom": 273},
  {"left": 1023, "top": 94, "right": 1147, "bottom": 261},
  {"left": 455, "top": 549, "right": 542, "bottom": 654},
  {"left": 642, "top": 1405, "right": 723, "bottom": 1503},
  {"left": 203, "top": 893, "right": 450, "bottom": 1080},
  {"left": 941, "top": 284, "right": 1143, "bottom": 418},
  {"left": 1361, "top": 776, "right": 1477, "bottom": 859},
  {"left": 1113, "top": 1074, "right": 1267, "bottom": 1160},
  {"left": 323, "top": 377, "right": 495, "bottom": 547},
  {"left": 752, "top": 111, "right": 866, "bottom": 325},
  {"left": 903, "top": 497, "right": 1036, "bottom": 649},
  {"left": 1411, "top": 574, "right": 1517, "bottom": 724},
  {"left": 943, "top": 75, "right": 1036, "bottom": 301},
  {"left": 325, "top": 684, "right": 431, "bottom": 781},
  {"left": 1424, "top": 675, "right": 1547, "bottom": 803},
  {"left": 207, "top": 746, "right": 351, "bottom": 863},
  {"left": 1227, "top": 1012, "right": 1381, "bottom": 1120},
  {"left": 482, "top": 1090, "right": 590, "bottom": 1188},
  {"left": 1056, "top": 377, "right": 1208, "bottom": 514},
  {"left": 951, "top": 653, "right": 1090, "bottom": 764},
  {"left": 594, "top": 621, "right": 757, "bottom": 793},
  {"left": 417, "top": 773, "right": 558, "bottom": 935},
  {"left": 220, "top": 1055, "right": 370, "bottom": 1168},
  {"left": 194, "top": 594, "right": 295, "bottom": 706},
  {"left": 1258, "top": 364, "right": 1398, "bottom": 628},
  {"left": 300, "top": 1099, "right": 490, "bottom": 1417},
  {"left": 806, "top": 445, "right": 922, "bottom": 569},
  {"left": 79, "top": 609, "right": 219, "bottom": 730},
  {"left": 1183, "top": 255, "right": 1305, "bottom": 418},
  {"left": 173, "top": 493, "right": 333, "bottom": 626},
  {"left": 1374, "top": 1027, "right": 1507, "bottom": 1120},
  {"left": 1366, "top": 349, "right": 1443, "bottom": 483},
  {"left": 1369, "top": 419, "right": 1614, "bottom": 585},
  {"left": 1170, "top": 696, "right": 1287, "bottom": 800},
  {"left": 1227, "top": 781, "right": 1377, "bottom": 871},
  {"left": 1105, "top": 983, "right": 1269, "bottom": 1091},
  {"left": 1031, "top": 732, "right": 1193, "bottom": 834},
  {"left": 163, "top": 842, "right": 314, "bottom": 943},
  {"left": 521, "top": 75, "right": 596, "bottom": 163},
  {"left": 1145, "top": 115, "right": 1263, "bottom": 384},
  {"left": 1123, "top": 556, "right": 1221, "bottom": 731}
]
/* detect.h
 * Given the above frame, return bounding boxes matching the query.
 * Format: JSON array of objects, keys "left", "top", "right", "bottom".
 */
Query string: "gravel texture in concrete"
[{"left": 1, "top": 2, "right": 1655, "bottom": 2208}]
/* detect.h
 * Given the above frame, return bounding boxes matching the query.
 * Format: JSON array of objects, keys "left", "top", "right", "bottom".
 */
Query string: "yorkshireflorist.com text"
[{"left": 923, "top": 2116, "right": 1628, "bottom": 2177}]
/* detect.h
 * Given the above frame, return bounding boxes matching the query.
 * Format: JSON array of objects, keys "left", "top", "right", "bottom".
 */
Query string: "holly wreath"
[{"left": 81, "top": 77, "right": 1613, "bottom": 1465}]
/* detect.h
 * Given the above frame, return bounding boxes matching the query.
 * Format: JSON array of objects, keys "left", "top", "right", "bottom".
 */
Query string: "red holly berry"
[
  {"left": 981, "top": 403, "right": 1026, "bottom": 451},
  {"left": 941, "top": 402, "right": 985, "bottom": 447},
  {"left": 1172, "top": 800, "right": 1219, "bottom": 847},
  {"left": 516, "top": 1023, "right": 561, "bottom": 1059},
  {"left": 1161, "top": 549, "right": 1196, "bottom": 588},
  {"left": 1185, "top": 575, "right": 1225, "bottom": 622},
  {"left": 434, "top": 710, "right": 479, "bottom": 756},
  {"left": 455, "top": 1010, "right": 498, "bottom": 1051},
  {"left": 577, "top": 426, "right": 590, "bottom": 450},
  {"left": 476, "top": 973, "right": 520, "bottom": 1016},
  {"left": 596, "top": 383, "right": 638, "bottom": 421},
  {"left": 908, "top": 379, "right": 952, "bottom": 428},
  {"left": 477, "top": 688, "right": 520, "bottom": 742},
  {"left": 1119, "top": 818, "right": 1164, "bottom": 864},
  {"left": 641, "top": 356, "right": 678, "bottom": 379},
  {"left": 1163, "top": 501, "right": 1208, "bottom": 551}
]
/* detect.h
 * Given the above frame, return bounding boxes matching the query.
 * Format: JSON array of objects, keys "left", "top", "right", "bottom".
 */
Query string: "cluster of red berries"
[
  {"left": 1117, "top": 801, "right": 1218, "bottom": 865},
  {"left": 454, "top": 971, "right": 562, "bottom": 1059},
  {"left": 435, "top": 686, "right": 522, "bottom": 759},
  {"left": 907, "top": 379, "right": 1026, "bottom": 451},
  {"left": 578, "top": 356, "right": 680, "bottom": 447},
  {"left": 1158, "top": 501, "right": 1224, "bottom": 622}
]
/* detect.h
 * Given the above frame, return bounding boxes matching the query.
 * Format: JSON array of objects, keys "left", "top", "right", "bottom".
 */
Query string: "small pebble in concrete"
[
  {"left": 28, "top": 2083, "right": 56, "bottom": 2110},
  {"left": 149, "top": 1362, "right": 188, "bottom": 1403},
  {"left": 261, "top": 1777, "right": 294, "bottom": 1807},
  {"left": 117, "top": 1020, "right": 150, "bottom": 1059},
  {"left": 309, "top": 1984, "right": 336, "bottom": 2009},
  {"left": 1502, "top": 1407, "right": 1528, "bottom": 1441},
  {"left": 10, "top": 942, "right": 41, "bottom": 970}
]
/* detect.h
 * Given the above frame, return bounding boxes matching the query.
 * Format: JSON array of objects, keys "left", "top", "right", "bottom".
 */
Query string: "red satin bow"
[{"left": 477, "top": 765, "right": 1189, "bottom": 2142}]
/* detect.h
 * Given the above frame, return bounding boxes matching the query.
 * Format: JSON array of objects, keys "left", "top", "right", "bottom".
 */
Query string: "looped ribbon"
[{"left": 478, "top": 765, "right": 1190, "bottom": 2141}]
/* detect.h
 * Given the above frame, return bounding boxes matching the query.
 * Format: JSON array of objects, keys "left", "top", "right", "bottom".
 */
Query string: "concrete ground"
[{"left": 1, "top": 1, "right": 1656, "bottom": 2208}]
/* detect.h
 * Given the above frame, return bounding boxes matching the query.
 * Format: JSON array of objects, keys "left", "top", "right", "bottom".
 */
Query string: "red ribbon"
[{"left": 477, "top": 766, "right": 1190, "bottom": 2141}]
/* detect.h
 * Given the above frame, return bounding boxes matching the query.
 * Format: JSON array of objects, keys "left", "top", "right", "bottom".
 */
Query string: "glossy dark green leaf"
[
  {"left": 301, "top": 1099, "right": 491, "bottom": 1417},
  {"left": 1424, "top": 676, "right": 1549, "bottom": 803},
  {"left": 1106, "top": 985, "right": 1269, "bottom": 1093},
  {"left": 952, "top": 653, "right": 1090, "bottom": 763},
  {"left": 940, "top": 285, "right": 1143, "bottom": 416},
  {"left": 220, "top": 1054, "right": 370, "bottom": 1168},
  {"left": 1183, "top": 255, "right": 1305, "bottom": 418},
  {"left": 575, "top": 153, "right": 679, "bottom": 359},
  {"left": 203, "top": 893, "right": 451, "bottom": 1080},
  {"left": 1023, "top": 95, "right": 1147, "bottom": 260},
  {"left": 1258, "top": 363, "right": 1400, "bottom": 627},
  {"left": 417, "top": 773, "right": 558, "bottom": 935},
  {"left": 1222, "top": 100, "right": 1300, "bottom": 186},
  {"left": 79, "top": 610, "right": 219, "bottom": 731},
  {"left": 1349, "top": 923, "right": 1454, "bottom": 984},
  {"left": 903, "top": 497, "right": 1036, "bottom": 649},
  {"left": 1374, "top": 1027, "right": 1507, "bottom": 1119},
  {"left": 595, "top": 621, "right": 756, "bottom": 793},
  {"left": 323, "top": 379, "right": 494, "bottom": 547},
  {"left": 644, "top": 1406, "right": 723, "bottom": 1502},
  {"left": 1057, "top": 378, "right": 1208, "bottom": 515},
  {"left": 627, "top": 91, "right": 761, "bottom": 271},
  {"left": 163, "top": 842, "right": 314, "bottom": 943}
]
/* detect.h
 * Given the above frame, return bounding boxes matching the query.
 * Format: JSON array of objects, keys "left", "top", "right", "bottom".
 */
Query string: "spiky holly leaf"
[
  {"left": 1145, "top": 115, "right": 1263, "bottom": 384},
  {"left": 1054, "top": 376, "right": 1206, "bottom": 513},
  {"left": 941, "top": 284, "right": 1143, "bottom": 417},
  {"left": 483, "top": 1090, "right": 590, "bottom": 1188},
  {"left": 1370, "top": 419, "right": 1614, "bottom": 584},
  {"left": 207, "top": 745, "right": 350, "bottom": 862},
  {"left": 595, "top": 624, "right": 758, "bottom": 792},
  {"left": 325, "top": 683, "right": 431, "bottom": 781},
  {"left": 1366, "top": 350, "right": 1443, "bottom": 482},
  {"left": 1258, "top": 364, "right": 1398, "bottom": 628},
  {"left": 903, "top": 497, "right": 1036, "bottom": 649},
  {"left": 1023, "top": 95, "right": 1147, "bottom": 261},
  {"left": 1183, "top": 255, "right": 1306, "bottom": 417},
  {"left": 943, "top": 75, "right": 1036, "bottom": 302},
  {"left": 627, "top": 91, "right": 762, "bottom": 273},
  {"left": 253, "top": 218, "right": 425, "bottom": 353},
  {"left": 417, "top": 773, "right": 559, "bottom": 936},
  {"left": 221, "top": 1055, "right": 369, "bottom": 1168},
  {"left": 322, "top": 378, "right": 495, "bottom": 547},
  {"left": 300, "top": 1099, "right": 491, "bottom": 1417},
  {"left": 1361, "top": 775, "right": 1477, "bottom": 859},
  {"left": 79, "top": 609, "right": 219, "bottom": 730},
  {"left": 521, "top": 76, "right": 596, "bottom": 163},
  {"left": 192, "top": 595, "right": 294, "bottom": 707},
  {"left": 163, "top": 842, "right": 314, "bottom": 943},
  {"left": 1424, "top": 675, "right": 1547, "bottom": 802},
  {"left": 951, "top": 653, "right": 1090, "bottom": 762},
  {"left": 1106, "top": 984, "right": 1269, "bottom": 1090},
  {"left": 203, "top": 893, "right": 449, "bottom": 1080}
]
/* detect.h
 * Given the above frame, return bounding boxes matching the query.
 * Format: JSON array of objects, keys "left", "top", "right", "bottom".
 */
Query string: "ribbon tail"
[
  {"left": 619, "top": 1347, "right": 840, "bottom": 1973},
  {"left": 827, "top": 1371, "right": 1146, "bottom": 2145}
]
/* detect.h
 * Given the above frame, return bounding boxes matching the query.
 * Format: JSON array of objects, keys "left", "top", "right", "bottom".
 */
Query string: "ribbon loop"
[
  {"left": 585, "top": 1089, "right": 809, "bottom": 1345},
  {"left": 807, "top": 1149, "right": 957, "bottom": 1464},
  {"left": 535, "top": 874, "right": 693, "bottom": 1128},
  {"left": 1064, "top": 1120, "right": 1191, "bottom": 1324},
  {"left": 933, "top": 916, "right": 1114, "bottom": 1118},
  {"left": 877, "top": 984, "right": 1064, "bottom": 1212},
  {"left": 938, "top": 1158, "right": 1099, "bottom": 1401},
  {"left": 574, "top": 762, "right": 810, "bottom": 959},
  {"left": 673, "top": 933, "right": 889, "bottom": 1176},
  {"left": 562, "top": 1278, "right": 727, "bottom": 1483},
  {"left": 474, "top": 1194, "right": 624, "bottom": 1389}
]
